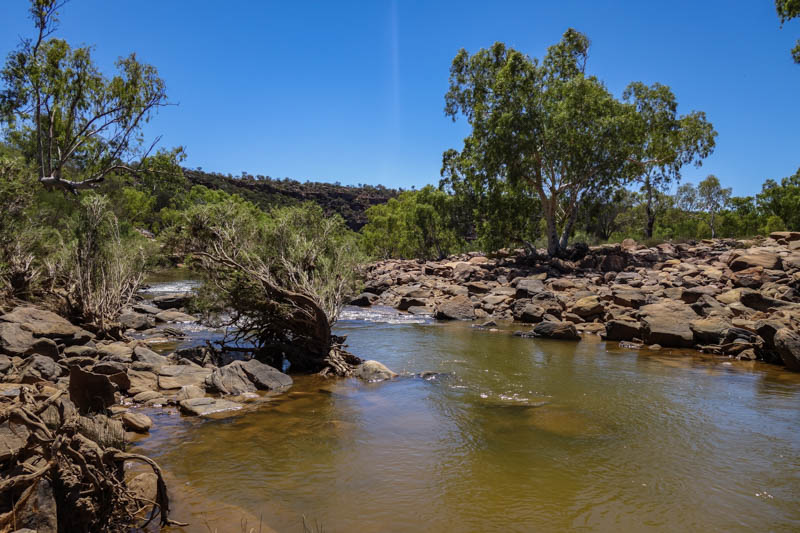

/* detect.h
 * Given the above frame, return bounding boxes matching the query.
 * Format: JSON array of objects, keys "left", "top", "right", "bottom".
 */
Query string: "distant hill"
[{"left": 185, "top": 169, "right": 399, "bottom": 230}]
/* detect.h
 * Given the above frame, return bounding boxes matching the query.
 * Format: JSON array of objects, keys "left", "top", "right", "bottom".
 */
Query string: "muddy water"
[{"left": 131, "top": 309, "right": 800, "bottom": 532}]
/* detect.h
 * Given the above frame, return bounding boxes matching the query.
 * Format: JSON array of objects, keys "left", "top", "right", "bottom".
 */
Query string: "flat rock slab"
[
  {"left": 121, "top": 412, "right": 152, "bottom": 433},
  {"left": 157, "top": 365, "right": 211, "bottom": 388},
  {"left": 155, "top": 311, "right": 198, "bottom": 323},
  {"left": 178, "top": 397, "right": 242, "bottom": 417},
  {"left": 0, "top": 306, "right": 86, "bottom": 339}
]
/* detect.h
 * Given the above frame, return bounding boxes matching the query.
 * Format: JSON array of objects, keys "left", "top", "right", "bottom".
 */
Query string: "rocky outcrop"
[{"left": 360, "top": 236, "right": 800, "bottom": 370}]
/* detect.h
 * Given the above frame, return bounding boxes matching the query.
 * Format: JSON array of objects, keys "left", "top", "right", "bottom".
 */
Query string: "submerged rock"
[
  {"left": 355, "top": 360, "right": 398, "bottom": 382},
  {"left": 178, "top": 397, "right": 242, "bottom": 417}
]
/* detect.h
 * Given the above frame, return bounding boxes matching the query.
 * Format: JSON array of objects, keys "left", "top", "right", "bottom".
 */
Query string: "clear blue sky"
[{"left": 1, "top": 1, "right": 798, "bottom": 196}]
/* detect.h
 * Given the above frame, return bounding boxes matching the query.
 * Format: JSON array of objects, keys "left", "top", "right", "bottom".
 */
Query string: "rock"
[
  {"left": 157, "top": 365, "right": 212, "bottom": 388},
  {"left": 63, "top": 344, "right": 97, "bottom": 358},
  {"left": 205, "top": 359, "right": 292, "bottom": 395},
  {"left": 769, "top": 231, "right": 800, "bottom": 242},
  {"left": 350, "top": 292, "right": 378, "bottom": 307},
  {"left": 69, "top": 366, "right": 116, "bottom": 413},
  {"left": 730, "top": 251, "right": 781, "bottom": 272},
  {"left": 133, "top": 302, "right": 163, "bottom": 315},
  {"left": 398, "top": 297, "right": 428, "bottom": 311},
  {"left": 155, "top": 310, "right": 198, "bottom": 323},
  {"left": 513, "top": 302, "right": 545, "bottom": 324},
  {"left": 127, "top": 473, "right": 158, "bottom": 516},
  {"left": 76, "top": 413, "right": 125, "bottom": 448},
  {"left": 132, "top": 390, "right": 163, "bottom": 403},
  {"left": 0, "top": 354, "right": 11, "bottom": 374},
  {"left": 119, "top": 311, "right": 154, "bottom": 331},
  {"left": 240, "top": 358, "right": 293, "bottom": 390},
  {"left": 466, "top": 281, "right": 491, "bottom": 294},
  {"left": 639, "top": 301, "right": 697, "bottom": 348},
  {"left": 744, "top": 291, "right": 796, "bottom": 312},
  {"left": 97, "top": 342, "right": 133, "bottom": 362},
  {"left": 532, "top": 321, "right": 580, "bottom": 340},
  {"left": 178, "top": 397, "right": 242, "bottom": 417},
  {"left": 514, "top": 278, "right": 545, "bottom": 298},
  {"left": 690, "top": 318, "right": 731, "bottom": 345},
  {"left": 0, "top": 419, "right": 31, "bottom": 461},
  {"left": 434, "top": 295, "right": 475, "bottom": 321},
  {"left": 0, "top": 306, "right": 84, "bottom": 338},
  {"left": 406, "top": 306, "right": 432, "bottom": 315},
  {"left": 132, "top": 345, "right": 168, "bottom": 366},
  {"left": 175, "top": 384, "right": 205, "bottom": 401},
  {"left": 0, "top": 322, "right": 36, "bottom": 356},
  {"left": 355, "top": 360, "right": 398, "bottom": 382},
  {"left": 14, "top": 478, "right": 57, "bottom": 533},
  {"left": 680, "top": 286, "right": 721, "bottom": 304},
  {"left": 774, "top": 328, "right": 800, "bottom": 371},
  {"left": 151, "top": 292, "right": 193, "bottom": 309},
  {"left": 17, "top": 354, "right": 64, "bottom": 383},
  {"left": 600, "top": 254, "right": 626, "bottom": 272},
  {"left": 550, "top": 279, "right": 575, "bottom": 291},
  {"left": 621, "top": 238, "right": 638, "bottom": 251},
  {"left": 732, "top": 266, "right": 765, "bottom": 288},
  {"left": 571, "top": 296, "right": 604, "bottom": 318},
  {"left": 612, "top": 290, "right": 646, "bottom": 309},
  {"left": 602, "top": 320, "right": 641, "bottom": 341},
  {"left": 121, "top": 412, "right": 152, "bottom": 433}
]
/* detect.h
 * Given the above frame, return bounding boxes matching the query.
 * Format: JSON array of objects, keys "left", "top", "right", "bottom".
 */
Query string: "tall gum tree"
[
  {"left": 623, "top": 82, "right": 716, "bottom": 238},
  {"left": 0, "top": 0, "right": 171, "bottom": 194},
  {"left": 443, "top": 29, "right": 640, "bottom": 257}
]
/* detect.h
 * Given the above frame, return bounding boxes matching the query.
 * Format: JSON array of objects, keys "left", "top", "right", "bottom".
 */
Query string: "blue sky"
[{"left": 1, "top": 1, "right": 798, "bottom": 196}]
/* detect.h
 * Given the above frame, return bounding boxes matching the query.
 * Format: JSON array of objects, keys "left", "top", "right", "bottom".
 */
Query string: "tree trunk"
[{"left": 644, "top": 177, "right": 655, "bottom": 239}]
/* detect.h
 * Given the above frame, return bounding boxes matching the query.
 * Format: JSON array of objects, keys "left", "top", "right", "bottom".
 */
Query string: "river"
[{"left": 131, "top": 279, "right": 800, "bottom": 532}]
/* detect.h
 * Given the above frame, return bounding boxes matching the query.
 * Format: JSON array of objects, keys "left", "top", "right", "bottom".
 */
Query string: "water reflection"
[{"left": 132, "top": 318, "right": 800, "bottom": 532}]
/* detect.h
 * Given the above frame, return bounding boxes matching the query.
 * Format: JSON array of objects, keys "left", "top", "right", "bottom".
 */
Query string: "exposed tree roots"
[{"left": 0, "top": 386, "right": 185, "bottom": 532}]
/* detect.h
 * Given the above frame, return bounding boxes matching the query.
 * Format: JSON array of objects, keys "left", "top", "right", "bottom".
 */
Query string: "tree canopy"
[
  {"left": 0, "top": 0, "right": 172, "bottom": 193},
  {"left": 776, "top": 0, "right": 800, "bottom": 63},
  {"left": 443, "top": 30, "right": 641, "bottom": 256}
]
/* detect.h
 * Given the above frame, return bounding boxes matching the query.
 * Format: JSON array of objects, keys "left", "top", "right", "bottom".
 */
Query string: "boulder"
[
  {"left": 63, "top": 344, "right": 98, "bottom": 358},
  {"left": 730, "top": 251, "right": 781, "bottom": 272},
  {"left": 121, "top": 412, "right": 152, "bottom": 433},
  {"left": 29, "top": 338, "right": 60, "bottom": 360},
  {"left": 1, "top": 306, "right": 84, "bottom": 338},
  {"left": 732, "top": 266, "right": 764, "bottom": 288},
  {"left": 69, "top": 366, "right": 116, "bottom": 413},
  {"left": 350, "top": 292, "right": 378, "bottom": 307},
  {"left": 513, "top": 302, "right": 545, "bottom": 324},
  {"left": 0, "top": 322, "right": 36, "bottom": 356},
  {"left": 97, "top": 342, "right": 133, "bottom": 362},
  {"left": 532, "top": 321, "right": 580, "bottom": 341},
  {"left": 602, "top": 320, "right": 641, "bottom": 341},
  {"left": 739, "top": 290, "right": 793, "bottom": 312},
  {"left": 16, "top": 354, "right": 64, "bottom": 383},
  {"left": 434, "top": 295, "right": 475, "bottom": 321},
  {"left": 151, "top": 292, "right": 193, "bottom": 309},
  {"left": 157, "top": 365, "right": 212, "bottom": 388},
  {"left": 119, "top": 311, "right": 154, "bottom": 331},
  {"left": 155, "top": 310, "right": 198, "bottom": 323},
  {"left": 514, "top": 278, "right": 545, "bottom": 298},
  {"left": 680, "top": 286, "right": 721, "bottom": 304},
  {"left": 175, "top": 384, "right": 205, "bottom": 402},
  {"left": 355, "top": 360, "right": 398, "bottom": 382},
  {"left": 398, "top": 297, "right": 428, "bottom": 311},
  {"left": 774, "top": 328, "right": 800, "bottom": 371},
  {"left": 132, "top": 345, "right": 168, "bottom": 366},
  {"left": 205, "top": 359, "right": 292, "bottom": 395},
  {"left": 690, "top": 318, "right": 731, "bottom": 345},
  {"left": 612, "top": 290, "right": 646, "bottom": 309},
  {"left": 178, "top": 397, "right": 242, "bottom": 417},
  {"left": 639, "top": 301, "right": 697, "bottom": 348},
  {"left": 571, "top": 296, "right": 604, "bottom": 318}
]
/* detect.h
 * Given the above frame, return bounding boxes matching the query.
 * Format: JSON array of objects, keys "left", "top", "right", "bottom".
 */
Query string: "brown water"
[{"left": 131, "top": 315, "right": 800, "bottom": 533}]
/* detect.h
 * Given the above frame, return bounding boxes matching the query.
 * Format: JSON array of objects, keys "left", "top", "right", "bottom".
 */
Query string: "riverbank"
[{"left": 356, "top": 233, "right": 800, "bottom": 370}]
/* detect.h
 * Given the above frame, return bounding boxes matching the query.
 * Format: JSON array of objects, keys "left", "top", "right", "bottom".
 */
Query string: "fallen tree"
[{"left": 172, "top": 198, "right": 363, "bottom": 376}]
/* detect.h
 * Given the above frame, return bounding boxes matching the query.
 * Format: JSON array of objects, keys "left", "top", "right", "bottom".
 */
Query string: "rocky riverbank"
[
  {"left": 355, "top": 233, "right": 800, "bottom": 371},
  {"left": 0, "top": 282, "right": 393, "bottom": 530}
]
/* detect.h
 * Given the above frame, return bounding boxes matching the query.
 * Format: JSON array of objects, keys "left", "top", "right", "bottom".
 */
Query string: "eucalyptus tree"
[
  {"left": 697, "top": 175, "right": 731, "bottom": 238},
  {"left": 623, "top": 82, "right": 716, "bottom": 238},
  {"left": 443, "top": 29, "right": 640, "bottom": 256},
  {"left": 0, "top": 0, "right": 171, "bottom": 194},
  {"left": 776, "top": 0, "right": 800, "bottom": 63}
]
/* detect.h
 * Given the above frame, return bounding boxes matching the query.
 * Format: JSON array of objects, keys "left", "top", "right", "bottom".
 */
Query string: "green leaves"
[{"left": 776, "top": 0, "right": 800, "bottom": 63}]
